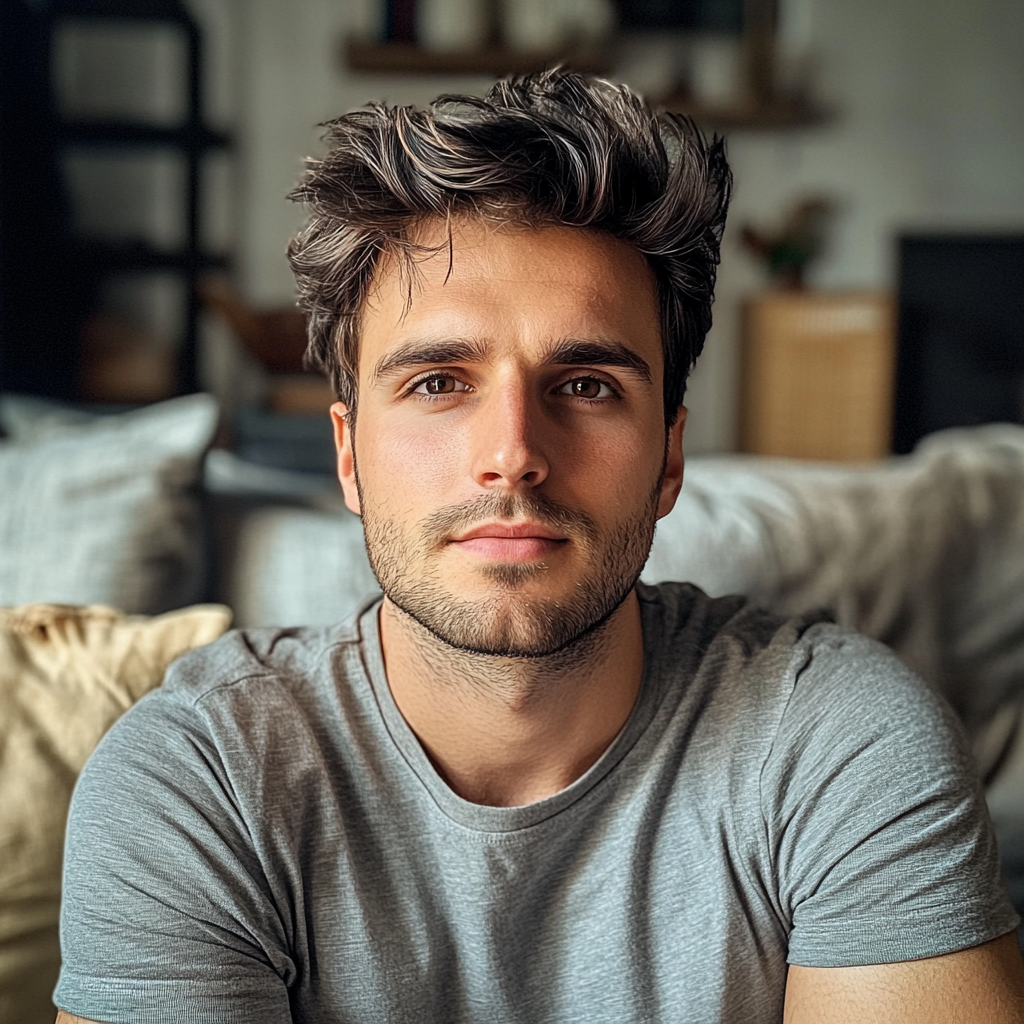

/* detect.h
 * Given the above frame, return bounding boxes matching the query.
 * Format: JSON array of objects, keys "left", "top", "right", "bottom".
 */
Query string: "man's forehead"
[
  {"left": 365, "top": 217, "right": 655, "bottom": 302},
  {"left": 358, "top": 218, "right": 661, "bottom": 361}
]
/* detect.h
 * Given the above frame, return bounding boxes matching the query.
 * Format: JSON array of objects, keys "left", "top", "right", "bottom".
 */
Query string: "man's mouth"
[{"left": 449, "top": 520, "right": 569, "bottom": 562}]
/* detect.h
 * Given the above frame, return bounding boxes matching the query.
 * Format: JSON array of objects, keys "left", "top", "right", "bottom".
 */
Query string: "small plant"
[{"left": 740, "top": 196, "right": 835, "bottom": 289}]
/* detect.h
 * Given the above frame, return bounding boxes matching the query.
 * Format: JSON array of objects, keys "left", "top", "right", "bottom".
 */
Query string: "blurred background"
[
  {"left": 3, "top": 13, "right": 1024, "bottom": 1017},
  {"left": 1, "top": 0, "right": 1022, "bottom": 465}
]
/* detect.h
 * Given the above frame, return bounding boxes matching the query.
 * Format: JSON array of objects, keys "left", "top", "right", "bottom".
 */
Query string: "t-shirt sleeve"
[
  {"left": 761, "top": 628, "right": 1020, "bottom": 968},
  {"left": 55, "top": 690, "right": 294, "bottom": 1024}
]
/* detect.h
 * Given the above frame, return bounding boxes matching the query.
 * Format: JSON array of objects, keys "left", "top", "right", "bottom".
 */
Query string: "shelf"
[
  {"left": 344, "top": 40, "right": 610, "bottom": 76},
  {"left": 342, "top": 44, "right": 829, "bottom": 130},
  {"left": 659, "top": 91, "right": 832, "bottom": 130},
  {"left": 57, "top": 119, "right": 231, "bottom": 150},
  {"left": 47, "top": 0, "right": 228, "bottom": 396}
]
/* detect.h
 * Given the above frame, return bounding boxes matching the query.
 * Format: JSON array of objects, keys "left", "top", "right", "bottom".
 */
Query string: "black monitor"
[{"left": 894, "top": 235, "right": 1024, "bottom": 454}]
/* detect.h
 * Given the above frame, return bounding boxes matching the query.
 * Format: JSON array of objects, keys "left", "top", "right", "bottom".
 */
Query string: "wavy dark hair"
[{"left": 287, "top": 69, "right": 731, "bottom": 425}]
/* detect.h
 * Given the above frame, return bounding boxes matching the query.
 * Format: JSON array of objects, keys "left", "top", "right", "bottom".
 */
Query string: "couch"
[{"left": 3, "top": 392, "right": 1024, "bottom": 1023}]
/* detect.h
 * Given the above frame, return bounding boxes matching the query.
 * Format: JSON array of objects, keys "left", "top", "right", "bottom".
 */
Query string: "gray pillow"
[
  {"left": 224, "top": 505, "right": 378, "bottom": 628},
  {"left": 0, "top": 394, "right": 218, "bottom": 613},
  {"left": 0, "top": 393, "right": 101, "bottom": 439},
  {"left": 203, "top": 449, "right": 342, "bottom": 505}
]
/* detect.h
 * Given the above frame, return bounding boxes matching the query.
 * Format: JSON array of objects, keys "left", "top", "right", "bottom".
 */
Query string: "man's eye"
[
  {"left": 413, "top": 375, "right": 466, "bottom": 396},
  {"left": 560, "top": 377, "right": 615, "bottom": 400}
]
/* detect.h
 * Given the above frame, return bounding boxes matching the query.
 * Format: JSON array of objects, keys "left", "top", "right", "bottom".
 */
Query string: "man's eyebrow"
[
  {"left": 369, "top": 336, "right": 654, "bottom": 386},
  {"left": 544, "top": 339, "right": 653, "bottom": 384},
  {"left": 370, "top": 337, "right": 489, "bottom": 386}
]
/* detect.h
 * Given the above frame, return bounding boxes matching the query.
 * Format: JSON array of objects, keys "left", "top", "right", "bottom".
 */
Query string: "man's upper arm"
[
  {"left": 765, "top": 631, "right": 1019, "bottom": 968},
  {"left": 784, "top": 932, "right": 1024, "bottom": 1023},
  {"left": 56, "top": 693, "right": 293, "bottom": 1023}
]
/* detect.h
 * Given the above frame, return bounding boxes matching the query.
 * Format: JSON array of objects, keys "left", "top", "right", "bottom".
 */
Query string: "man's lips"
[
  {"left": 448, "top": 521, "right": 568, "bottom": 561},
  {"left": 454, "top": 521, "right": 565, "bottom": 542}
]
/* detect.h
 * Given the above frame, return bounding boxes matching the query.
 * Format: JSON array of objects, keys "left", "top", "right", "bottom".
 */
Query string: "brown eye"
[
  {"left": 563, "top": 378, "right": 610, "bottom": 399},
  {"left": 410, "top": 373, "right": 469, "bottom": 398},
  {"left": 422, "top": 375, "right": 457, "bottom": 395}
]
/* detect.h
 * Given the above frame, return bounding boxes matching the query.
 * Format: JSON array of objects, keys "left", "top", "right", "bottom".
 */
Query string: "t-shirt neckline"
[{"left": 356, "top": 594, "right": 668, "bottom": 834}]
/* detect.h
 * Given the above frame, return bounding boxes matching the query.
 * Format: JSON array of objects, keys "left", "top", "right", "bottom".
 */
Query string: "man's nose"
[{"left": 469, "top": 381, "right": 549, "bottom": 490}]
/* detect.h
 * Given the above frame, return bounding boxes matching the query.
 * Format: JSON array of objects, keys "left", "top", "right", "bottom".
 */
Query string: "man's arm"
[
  {"left": 56, "top": 690, "right": 295, "bottom": 1023},
  {"left": 784, "top": 932, "right": 1024, "bottom": 1023}
]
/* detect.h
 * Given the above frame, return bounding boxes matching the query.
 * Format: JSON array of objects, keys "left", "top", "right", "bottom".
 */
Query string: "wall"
[{"left": 203, "top": 0, "right": 1024, "bottom": 450}]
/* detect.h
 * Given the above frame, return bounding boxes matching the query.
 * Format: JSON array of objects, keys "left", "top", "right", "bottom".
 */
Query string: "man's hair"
[{"left": 287, "top": 69, "right": 732, "bottom": 424}]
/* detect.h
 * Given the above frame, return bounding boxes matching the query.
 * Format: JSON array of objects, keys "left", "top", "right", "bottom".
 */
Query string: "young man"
[{"left": 56, "top": 71, "right": 1024, "bottom": 1023}]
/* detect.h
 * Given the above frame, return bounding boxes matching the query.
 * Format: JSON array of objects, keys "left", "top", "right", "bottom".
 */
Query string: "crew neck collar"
[{"left": 356, "top": 593, "right": 669, "bottom": 834}]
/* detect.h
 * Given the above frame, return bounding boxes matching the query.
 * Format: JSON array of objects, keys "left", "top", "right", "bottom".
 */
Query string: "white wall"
[{"left": 196, "top": 0, "right": 1024, "bottom": 449}]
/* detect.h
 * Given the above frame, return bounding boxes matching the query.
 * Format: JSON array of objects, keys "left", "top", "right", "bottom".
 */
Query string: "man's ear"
[
  {"left": 330, "top": 402, "right": 361, "bottom": 516},
  {"left": 656, "top": 406, "right": 686, "bottom": 520}
]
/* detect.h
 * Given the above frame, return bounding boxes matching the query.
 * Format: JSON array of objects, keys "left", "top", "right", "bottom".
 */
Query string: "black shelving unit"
[{"left": 52, "top": 0, "right": 231, "bottom": 393}]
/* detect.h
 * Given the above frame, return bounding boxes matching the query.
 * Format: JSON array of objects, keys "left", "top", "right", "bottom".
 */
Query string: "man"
[{"left": 56, "top": 71, "right": 1024, "bottom": 1023}]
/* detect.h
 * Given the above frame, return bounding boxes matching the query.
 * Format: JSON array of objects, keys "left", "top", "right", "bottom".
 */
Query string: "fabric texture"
[
  {"left": 0, "top": 602, "right": 231, "bottom": 1024},
  {"left": 56, "top": 584, "right": 1017, "bottom": 1024},
  {"left": 0, "top": 393, "right": 219, "bottom": 613}
]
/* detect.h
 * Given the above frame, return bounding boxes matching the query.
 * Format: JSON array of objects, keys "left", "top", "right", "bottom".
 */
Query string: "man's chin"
[
  {"left": 432, "top": 554, "right": 564, "bottom": 596},
  {"left": 385, "top": 582, "right": 631, "bottom": 660},
  {"left": 478, "top": 560, "right": 552, "bottom": 588}
]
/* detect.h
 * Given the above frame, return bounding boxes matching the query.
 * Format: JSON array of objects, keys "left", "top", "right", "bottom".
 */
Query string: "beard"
[{"left": 356, "top": 473, "right": 662, "bottom": 659}]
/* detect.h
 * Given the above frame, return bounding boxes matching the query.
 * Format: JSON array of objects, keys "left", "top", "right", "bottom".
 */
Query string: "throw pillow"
[
  {"left": 0, "top": 393, "right": 218, "bottom": 613},
  {"left": 0, "top": 602, "right": 231, "bottom": 1024}
]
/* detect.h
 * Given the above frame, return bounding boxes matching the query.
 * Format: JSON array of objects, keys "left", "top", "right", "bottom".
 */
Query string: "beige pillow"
[{"left": 0, "top": 602, "right": 231, "bottom": 1024}]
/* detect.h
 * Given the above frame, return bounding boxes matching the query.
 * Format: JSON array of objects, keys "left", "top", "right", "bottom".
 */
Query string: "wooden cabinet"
[{"left": 739, "top": 291, "right": 895, "bottom": 461}]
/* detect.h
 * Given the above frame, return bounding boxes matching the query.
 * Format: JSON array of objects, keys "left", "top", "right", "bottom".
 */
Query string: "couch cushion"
[
  {"left": 224, "top": 505, "right": 378, "bottom": 627},
  {"left": 0, "top": 394, "right": 218, "bottom": 613},
  {"left": 0, "top": 602, "right": 231, "bottom": 1024}
]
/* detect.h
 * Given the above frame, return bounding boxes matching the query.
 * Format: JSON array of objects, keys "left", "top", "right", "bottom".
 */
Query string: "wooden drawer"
[{"left": 739, "top": 291, "right": 895, "bottom": 461}]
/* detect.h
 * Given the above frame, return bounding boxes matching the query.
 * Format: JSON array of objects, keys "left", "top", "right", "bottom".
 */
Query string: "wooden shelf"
[
  {"left": 344, "top": 40, "right": 610, "bottom": 77},
  {"left": 341, "top": 37, "right": 831, "bottom": 132},
  {"left": 659, "top": 91, "right": 832, "bottom": 130}
]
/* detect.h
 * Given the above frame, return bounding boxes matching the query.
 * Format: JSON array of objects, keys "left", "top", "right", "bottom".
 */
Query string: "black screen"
[{"left": 894, "top": 236, "right": 1024, "bottom": 454}]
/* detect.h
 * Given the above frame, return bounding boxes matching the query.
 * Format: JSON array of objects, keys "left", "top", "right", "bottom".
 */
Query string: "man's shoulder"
[
  {"left": 75, "top": 603, "right": 384, "bottom": 828},
  {"left": 637, "top": 579, "right": 839, "bottom": 677},
  {"left": 159, "top": 604, "right": 373, "bottom": 709},
  {"left": 637, "top": 580, "right": 938, "bottom": 738}
]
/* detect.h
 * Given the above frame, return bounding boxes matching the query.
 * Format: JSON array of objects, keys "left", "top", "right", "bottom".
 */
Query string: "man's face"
[{"left": 332, "top": 218, "right": 685, "bottom": 657}]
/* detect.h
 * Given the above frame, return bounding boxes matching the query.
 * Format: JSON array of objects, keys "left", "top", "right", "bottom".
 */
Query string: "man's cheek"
[
  {"left": 568, "top": 429, "right": 654, "bottom": 495},
  {"left": 383, "top": 420, "right": 467, "bottom": 483}
]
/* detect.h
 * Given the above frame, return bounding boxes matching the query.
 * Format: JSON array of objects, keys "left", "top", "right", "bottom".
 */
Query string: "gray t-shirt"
[{"left": 56, "top": 583, "right": 1017, "bottom": 1023}]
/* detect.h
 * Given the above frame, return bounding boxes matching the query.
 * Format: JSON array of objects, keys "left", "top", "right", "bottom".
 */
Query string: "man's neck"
[{"left": 378, "top": 592, "right": 645, "bottom": 807}]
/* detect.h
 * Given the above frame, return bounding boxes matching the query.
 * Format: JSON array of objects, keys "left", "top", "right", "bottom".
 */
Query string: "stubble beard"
[{"left": 356, "top": 468, "right": 663, "bottom": 660}]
